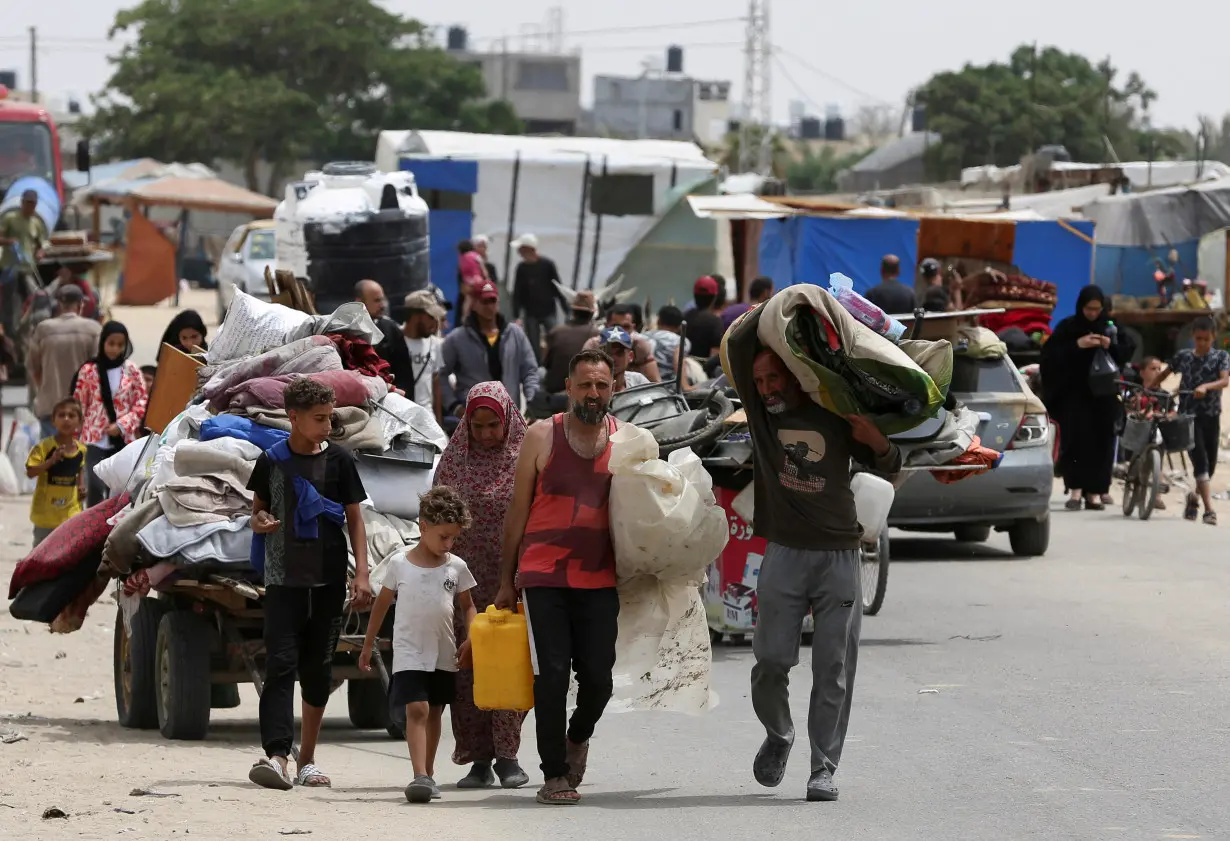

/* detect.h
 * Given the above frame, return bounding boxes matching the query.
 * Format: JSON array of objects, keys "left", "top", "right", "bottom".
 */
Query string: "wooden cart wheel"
[{"left": 114, "top": 598, "right": 167, "bottom": 730}]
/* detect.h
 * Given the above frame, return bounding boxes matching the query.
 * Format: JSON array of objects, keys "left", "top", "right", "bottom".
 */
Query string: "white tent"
[{"left": 375, "top": 130, "right": 719, "bottom": 299}]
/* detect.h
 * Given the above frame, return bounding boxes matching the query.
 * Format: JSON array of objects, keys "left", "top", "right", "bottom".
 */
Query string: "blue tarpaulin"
[
  {"left": 759, "top": 215, "right": 1094, "bottom": 324},
  {"left": 398, "top": 159, "right": 479, "bottom": 313}
]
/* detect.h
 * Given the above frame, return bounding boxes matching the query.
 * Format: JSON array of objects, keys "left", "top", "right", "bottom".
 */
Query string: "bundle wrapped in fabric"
[
  {"left": 962, "top": 270, "right": 1057, "bottom": 310},
  {"left": 211, "top": 370, "right": 387, "bottom": 413},
  {"left": 606, "top": 424, "right": 728, "bottom": 714},
  {"left": 723, "top": 285, "right": 952, "bottom": 436}
]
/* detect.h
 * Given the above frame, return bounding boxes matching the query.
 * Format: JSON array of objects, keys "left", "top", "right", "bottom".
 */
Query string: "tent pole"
[
  {"left": 571, "top": 156, "right": 592, "bottom": 290},
  {"left": 503, "top": 152, "right": 521, "bottom": 286},
  {"left": 588, "top": 156, "right": 608, "bottom": 291}
]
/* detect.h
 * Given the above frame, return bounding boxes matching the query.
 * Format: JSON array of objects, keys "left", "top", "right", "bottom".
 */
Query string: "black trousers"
[
  {"left": 1190, "top": 414, "right": 1220, "bottom": 481},
  {"left": 524, "top": 587, "right": 619, "bottom": 780},
  {"left": 260, "top": 583, "right": 345, "bottom": 758}
]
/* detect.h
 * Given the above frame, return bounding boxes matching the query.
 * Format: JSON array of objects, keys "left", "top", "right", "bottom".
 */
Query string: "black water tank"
[
  {"left": 912, "top": 105, "right": 926, "bottom": 132},
  {"left": 824, "top": 116, "right": 845, "bottom": 141},
  {"left": 447, "top": 26, "right": 468, "bottom": 52},
  {"left": 666, "top": 45, "right": 684, "bottom": 73},
  {"left": 800, "top": 117, "right": 822, "bottom": 139},
  {"left": 300, "top": 162, "right": 431, "bottom": 317},
  {"left": 0, "top": 70, "right": 16, "bottom": 90}
]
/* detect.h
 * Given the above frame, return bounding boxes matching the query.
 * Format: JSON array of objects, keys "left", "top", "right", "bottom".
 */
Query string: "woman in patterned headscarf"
[{"left": 433, "top": 380, "right": 531, "bottom": 789}]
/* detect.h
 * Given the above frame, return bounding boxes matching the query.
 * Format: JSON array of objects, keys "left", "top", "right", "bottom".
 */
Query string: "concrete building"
[
  {"left": 592, "top": 73, "right": 731, "bottom": 146},
  {"left": 445, "top": 29, "right": 581, "bottom": 135}
]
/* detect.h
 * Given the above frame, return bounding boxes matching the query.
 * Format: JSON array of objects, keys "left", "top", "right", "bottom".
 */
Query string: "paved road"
[{"left": 2, "top": 495, "right": 1229, "bottom": 839}]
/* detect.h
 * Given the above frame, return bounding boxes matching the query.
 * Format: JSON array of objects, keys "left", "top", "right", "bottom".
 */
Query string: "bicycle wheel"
[
  {"left": 860, "top": 531, "right": 890, "bottom": 616},
  {"left": 1137, "top": 447, "right": 1163, "bottom": 521},
  {"left": 1121, "top": 456, "right": 1138, "bottom": 518}
]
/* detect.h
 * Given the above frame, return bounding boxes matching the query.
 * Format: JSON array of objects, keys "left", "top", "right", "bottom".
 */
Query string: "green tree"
[
  {"left": 786, "top": 146, "right": 875, "bottom": 193},
  {"left": 81, "top": 0, "right": 522, "bottom": 194},
  {"left": 715, "top": 125, "right": 789, "bottom": 177},
  {"left": 916, "top": 46, "right": 1159, "bottom": 179}
]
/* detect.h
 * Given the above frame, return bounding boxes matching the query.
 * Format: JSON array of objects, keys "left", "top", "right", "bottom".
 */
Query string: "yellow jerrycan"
[{"left": 470, "top": 604, "right": 535, "bottom": 712}]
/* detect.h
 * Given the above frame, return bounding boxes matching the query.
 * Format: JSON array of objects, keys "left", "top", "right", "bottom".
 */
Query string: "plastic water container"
[
  {"left": 470, "top": 605, "right": 535, "bottom": 712},
  {"left": 852, "top": 472, "right": 894, "bottom": 541},
  {"left": 275, "top": 162, "right": 430, "bottom": 315},
  {"left": 829, "top": 272, "right": 907, "bottom": 343}
]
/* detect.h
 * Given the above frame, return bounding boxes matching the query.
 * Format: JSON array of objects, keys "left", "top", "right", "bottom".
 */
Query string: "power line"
[
  {"left": 581, "top": 41, "right": 742, "bottom": 54},
  {"left": 773, "top": 44, "right": 891, "bottom": 105},
  {"left": 773, "top": 55, "right": 823, "bottom": 115}
]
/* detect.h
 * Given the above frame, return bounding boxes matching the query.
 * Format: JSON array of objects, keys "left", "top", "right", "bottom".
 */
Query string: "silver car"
[
  {"left": 887, "top": 353, "right": 1054, "bottom": 557},
  {"left": 215, "top": 220, "right": 277, "bottom": 323}
]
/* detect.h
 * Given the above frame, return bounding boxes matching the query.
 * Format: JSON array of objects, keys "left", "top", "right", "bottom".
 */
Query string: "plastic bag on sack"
[
  {"left": 605, "top": 424, "right": 728, "bottom": 715},
  {"left": 207, "top": 289, "right": 313, "bottom": 364}
]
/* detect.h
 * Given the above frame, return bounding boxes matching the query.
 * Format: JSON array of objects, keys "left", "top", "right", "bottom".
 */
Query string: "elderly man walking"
[
  {"left": 27, "top": 285, "right": 102, "bottom": 439},
  {"left": 726, "top": 319, "right": 901, "bottom": 801}
]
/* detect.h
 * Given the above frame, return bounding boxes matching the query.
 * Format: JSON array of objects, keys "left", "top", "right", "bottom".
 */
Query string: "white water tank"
[{"left": 275, "top": 162, "right": 430, "bottom": 314}]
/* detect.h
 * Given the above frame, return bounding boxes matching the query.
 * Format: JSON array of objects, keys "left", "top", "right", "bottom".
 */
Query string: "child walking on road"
[
  {"left": 361, "top": 486, "right": 477, "bottom": 804},
  {"left": 25, "top": 398, "right": 86, "bottom": 546},
  {"left": 246, "top": 378, "right": 372, "bottom": 791},
  {"left": 1146, "top": 316, "right": 1230, "bottom": 525}
]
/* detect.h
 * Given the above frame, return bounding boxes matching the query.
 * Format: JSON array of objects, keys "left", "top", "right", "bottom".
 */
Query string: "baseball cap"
[
  {"left": 572, "top": 290, "right": 596, "bottom": 313},
  {"left": 512, "top": 233, "right": 539, "bottom": 250},
  {"left": 472, "top": 280, "right": 500, "bottom": 301},
  {"left": 920, "top": 258, "right": 941, "bottom": 277},
  {"left": 404, "top": 289, "right": 446, "bottom": 320},
  {"left": 694, "top": 275, "right": 719, "bottom": 296},
  {"left": 599, "top": 325, "right": 634, "bottom": 349}
]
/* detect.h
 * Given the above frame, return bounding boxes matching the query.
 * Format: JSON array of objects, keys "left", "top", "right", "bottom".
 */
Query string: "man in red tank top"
[{"left": 496, "top": 348, "right": 621, "bottom": 806}]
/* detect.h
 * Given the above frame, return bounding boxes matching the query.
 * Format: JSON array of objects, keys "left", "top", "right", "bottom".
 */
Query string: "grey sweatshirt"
[{"left": 440, "top": 315, "right": 540, "bottom": 412}]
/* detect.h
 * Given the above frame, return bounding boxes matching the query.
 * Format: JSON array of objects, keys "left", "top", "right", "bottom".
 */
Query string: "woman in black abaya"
[{"left": 1041, "top": 285, "right": 1132, "bottom": 511}]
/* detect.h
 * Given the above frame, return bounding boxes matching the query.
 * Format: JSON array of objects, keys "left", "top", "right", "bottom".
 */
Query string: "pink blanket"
[{"left": 222, "top": 370, "right": 386, "bottom": 411}]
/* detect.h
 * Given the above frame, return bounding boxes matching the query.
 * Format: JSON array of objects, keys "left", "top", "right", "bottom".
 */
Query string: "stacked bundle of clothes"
[
  {"left": 9, "top": 291, "right": 449, "bottom": 632},
  {"left": 720, "top": 284, "right": 1001, "bottom": 483},
  {"left": 963, "top": 269, "right": 1057, "bottom": 357}
]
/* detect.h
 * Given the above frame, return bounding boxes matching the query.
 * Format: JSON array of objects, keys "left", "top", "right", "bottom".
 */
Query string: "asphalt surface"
[{"left": 258, "top": 499, "right": 1226, "bottom": 840}]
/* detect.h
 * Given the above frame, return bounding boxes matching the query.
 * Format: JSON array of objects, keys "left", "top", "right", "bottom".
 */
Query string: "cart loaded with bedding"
[{"left": 8, "top": 282, "right": 448, "bottom": 743}]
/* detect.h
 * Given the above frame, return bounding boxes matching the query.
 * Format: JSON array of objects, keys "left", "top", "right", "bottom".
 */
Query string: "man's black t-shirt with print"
[
  {"left": 743, "top": 400, "right": 901, "bottom": 552},
  {"left": 247, "top": 443, "right": 367, "bottom": 587}
]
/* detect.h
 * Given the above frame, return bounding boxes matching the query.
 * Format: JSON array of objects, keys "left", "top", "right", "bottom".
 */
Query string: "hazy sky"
[{"left": 3, "top": 0, "right": 1226, "bottom": 134}]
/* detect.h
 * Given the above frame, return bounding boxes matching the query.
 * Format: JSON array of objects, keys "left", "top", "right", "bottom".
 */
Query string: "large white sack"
[
  {"left": 208, "top": 289, "right": 313, "bottom": 363},
  {"left": 605, "top": 424, "right": 728, "bottom": 714},
  {"left": 3, "top": 407, "right": 40, "bottom": 495},
  {"left": 608, "top": 424, "right": 728, "bottom": 579}
]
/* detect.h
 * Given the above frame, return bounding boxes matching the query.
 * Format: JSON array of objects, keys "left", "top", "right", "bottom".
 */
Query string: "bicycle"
[{"left": 1116, "top": 381, "right": 1195, "bottom": 521}]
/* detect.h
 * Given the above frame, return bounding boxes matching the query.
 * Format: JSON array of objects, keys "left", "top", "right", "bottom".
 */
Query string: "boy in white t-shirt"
[{"left": 361, "top": 486, "right": 477, "bottom": 803}]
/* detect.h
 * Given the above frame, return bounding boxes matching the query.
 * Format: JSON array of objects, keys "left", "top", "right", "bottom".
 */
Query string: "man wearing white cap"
[{"left": 512, "top": 234, "right": 567, "bottom": 365}]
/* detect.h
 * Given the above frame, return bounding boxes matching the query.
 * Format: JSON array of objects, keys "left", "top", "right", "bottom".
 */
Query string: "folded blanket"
[
  {"left": 727, "top": 286, "right": 952, "bottom": 435},
  {"left": 172, "top": 438, "right": 261, "bottom": 485},
  {"left": 244, "top": 405, "right": 385, "bottom": 452},
  {"left": 102, "top": 496, "right": 164, "bottom": 575},
  {"left": 137, "top": 515, "right": 254, "bottom": 565},
  {"left": 215, "top": 370, "right": 387, "bottom": 413},
  {"left": 201, "top": 414, "right": 289, "bottom": 451},
  {"left": 159, "top": 475, "right": 252, "bottom": 527},
  {"left": 201, "top": 335, "right": 342, "bottom": 405}
]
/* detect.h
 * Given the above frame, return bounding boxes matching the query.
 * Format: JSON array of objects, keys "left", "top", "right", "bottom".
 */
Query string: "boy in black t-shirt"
[{"left": 246, "top": 378, "right": 372, "bottom": 790}]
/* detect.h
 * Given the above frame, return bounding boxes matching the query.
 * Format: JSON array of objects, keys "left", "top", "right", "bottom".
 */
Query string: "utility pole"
[
  {"left": 738, "top": 0, "right": 772, "bottom": 175},
  {"left": 29, "top": 27, "right": 37, "bottom": 103}
]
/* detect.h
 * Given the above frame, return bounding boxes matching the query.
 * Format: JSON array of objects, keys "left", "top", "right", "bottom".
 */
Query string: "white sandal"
[
  {"left": 295, "top": 763, "right": 331, "bottom": 788},
  {"left": 249, "top": 757, "right": 293, "bottom": 791}
]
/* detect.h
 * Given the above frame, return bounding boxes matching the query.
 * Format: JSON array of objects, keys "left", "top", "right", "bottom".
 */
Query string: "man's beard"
[
  {"left": 763, "top": 391, "right": 790, "bottom": 414},
  {"left": 571, "top": 397, "right": 609, "bottom": 425}
]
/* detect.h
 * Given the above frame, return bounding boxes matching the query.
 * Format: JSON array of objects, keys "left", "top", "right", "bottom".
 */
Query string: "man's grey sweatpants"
[{"left": 751, "top": 543, "right": 861, "bottom": 776}]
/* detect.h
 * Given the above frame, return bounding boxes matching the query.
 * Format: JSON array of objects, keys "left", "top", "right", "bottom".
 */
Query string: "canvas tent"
[
  {"left": 376, "top": 130, "right": 720, "bottom": 312},
  {"left": 1081, "top": 177, "right": 1230, "bottom": 297}
]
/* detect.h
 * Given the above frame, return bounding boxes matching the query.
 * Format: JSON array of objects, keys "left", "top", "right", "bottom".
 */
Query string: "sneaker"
[
  {"left": 806, "top": 769, "right": 839, "bottom": 802},
  {"left": 1203, "top": 510, "right": 1218, "bottom": 526},
  {"left": 405, "top": 775, "right": 435, "bottom": 804},
  {"left": 457, "top": 762, "right": 495, "bottom": 789},
  {"left": 494, "top": 758, "right": 530, "bottom": 789}
]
